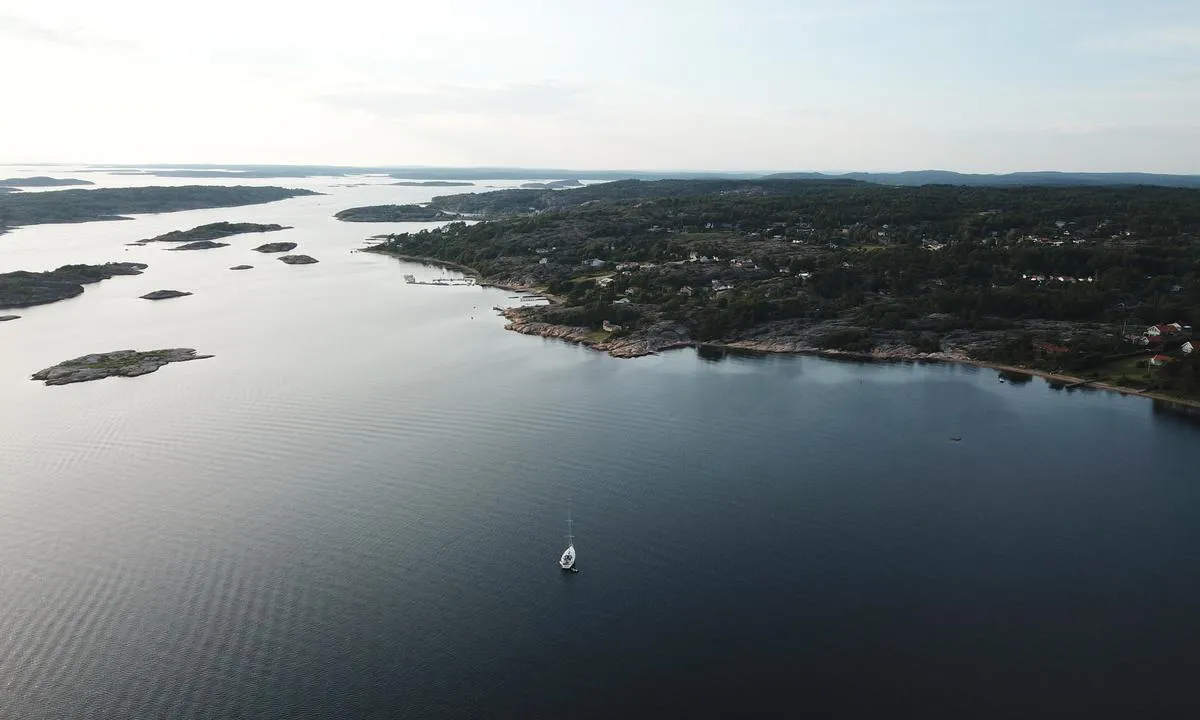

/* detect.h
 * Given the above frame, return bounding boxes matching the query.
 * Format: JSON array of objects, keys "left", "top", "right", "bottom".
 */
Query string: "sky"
[{"left": 1, "top": 0, "right": 1198, "bottom": 173}]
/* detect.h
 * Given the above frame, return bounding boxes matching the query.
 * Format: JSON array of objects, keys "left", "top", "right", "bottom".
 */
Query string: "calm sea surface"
[{"left": 2, "top": 169, "right": 1199, "bottom": 718}]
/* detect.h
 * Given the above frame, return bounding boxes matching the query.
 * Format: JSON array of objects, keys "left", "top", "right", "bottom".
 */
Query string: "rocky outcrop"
[
  {"left": 167, "top": 240, "right": 229, "bottom": 251},
  {"left": 279, "top": 254, "right": 318, "bottom": 264},
  {"left": 0, "top": 262, "right": 147, "bottom": 309},
  {"left": 502, "top": 310, "right": 691, "bottom": 358},
  {"left": 253, "top": 242, "right": 297, "bottom": 253},
  {"left": 230, "top": 265, "right": 253, "bottom": 270},
  {"left": 140, "top": 290, "right": 192, "bottom": 300},
  {"left": 31, "top": 348, "right": 213, "bottom": 385}
]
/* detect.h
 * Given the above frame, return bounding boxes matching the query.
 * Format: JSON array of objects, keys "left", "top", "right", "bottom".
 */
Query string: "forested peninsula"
[
  {"left": 0, "top": 186, "right": 318, "bottom": 235},
  {"left": 364, "top": 179, "right": 1200, "bottom": 402}
]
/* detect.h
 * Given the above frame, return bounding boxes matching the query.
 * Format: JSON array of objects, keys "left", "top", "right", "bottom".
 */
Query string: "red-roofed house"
[{"left": 1150, "top": 354, "right": 1174, "bottom": 367}]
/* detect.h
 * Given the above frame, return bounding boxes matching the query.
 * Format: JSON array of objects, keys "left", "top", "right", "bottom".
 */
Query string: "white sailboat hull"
[{"left": 559, "top": 544, "right": 575, "bottom": 570}]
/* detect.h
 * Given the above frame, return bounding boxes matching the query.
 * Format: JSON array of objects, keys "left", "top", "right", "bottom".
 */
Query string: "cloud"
[
  {"left": 1080, "top": 23, "right": 1200, "bottom": 56},
  {"left": 0, "top": 10, "right": 134, "bottom": 51},
  {"left": 318, "top": 81, "right": 590, "bottom": 118}
]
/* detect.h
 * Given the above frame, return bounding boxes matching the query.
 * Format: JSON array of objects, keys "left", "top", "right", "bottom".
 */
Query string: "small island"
[
  {"left": 520, "top": 179, "right": 583, "bottom": 189},
  {"left": 334, "top": 204, "right": 454, "bottom": 222},
  {"left": 170, "top": 240, "right": 230, "bottom": 251},
  {"left": 0, "top": 176, "right": 95, "bottom": 187},
  {"left": 140, "top": 290, "right": 192, "bottom": 300},
  {"left": 279, "top": 254, "right": 318, "bottom": 265},
  {"left": 253, "top": 242, "right": 297, "bottom": 253},
  {"left": 136, "top": 221, "right": 291, "bottom": 245},
  {"left": 0, "top": 315, "right": 19, "bottom": 321},
  {"left": 31, "top": 348, "right": 213, "bottom": 385},
  {"left": 392, "top": 181, "right": 475, "bottom": 187},
  {"left": 230, "top": 265, "right": 254, "bottom": 270},
  {"left": 0, "top": 187, "right": 318, "bottom": 234},
  {"left": 0, "top": 262, "right": 148, "bottom": 309}
]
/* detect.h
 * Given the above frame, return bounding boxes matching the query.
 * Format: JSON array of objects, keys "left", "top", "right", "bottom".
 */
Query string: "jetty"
[{"left": 404, "top": 274, "right": 476, "bottom": 287}]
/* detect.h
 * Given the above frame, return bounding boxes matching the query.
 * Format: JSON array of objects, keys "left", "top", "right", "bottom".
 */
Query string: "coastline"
[{"left": 369, "top": 248, "right": 1200, "bottom": 410}]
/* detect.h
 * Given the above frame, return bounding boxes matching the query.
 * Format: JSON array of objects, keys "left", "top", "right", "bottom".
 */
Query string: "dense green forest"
[
  {"left": 0, "top": 186, "right": 318, "bottom": 234},
  {"left": 365, "top": 179, "right": 1200, "bottom": 396}
]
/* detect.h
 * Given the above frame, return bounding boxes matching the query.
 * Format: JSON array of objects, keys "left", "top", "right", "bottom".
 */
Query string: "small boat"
[{"left": 559, "top": 505, "right": 577, "bottom": 572}]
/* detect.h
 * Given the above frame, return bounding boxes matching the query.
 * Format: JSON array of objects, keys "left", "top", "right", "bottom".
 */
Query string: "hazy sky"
[{"left": 1, "top": 0, "right": 1197, "bottom": 172}]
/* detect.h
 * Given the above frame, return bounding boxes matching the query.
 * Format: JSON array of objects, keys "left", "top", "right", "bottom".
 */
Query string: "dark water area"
[{"left": 3, "top": 171, "right": 1200, "bottom": 718}]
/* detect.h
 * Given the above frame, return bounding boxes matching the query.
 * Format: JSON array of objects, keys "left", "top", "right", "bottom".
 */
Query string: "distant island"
[
  {"left": 278, "top": 254, "right": 318, "bottom": 264},
  {"left": 167, "top": 240, "right": 228, "bottom": 251},
  {"left": 82, "top": 164, "right": 1200, "bottom": 188},
  {"left": 135, "top": 221, "right": 290, "bottom": 245},
  {"left": 0, "top": 186, "right": 318, "bottom": 234},
  {"left": 520, "top": 180, "right": 583, "bottom": 190},
  {"left": 253, "top": 242, "right": 297, "bottom": 253},
  {"left": 367, "top": 178, "right": 1200, "bottom": 404},
  {"left": 0, "top": 176, "right": 94, "bottom": 187},
  {"left": 0, "top": 262, "right": 147, "bottom": 309},
  {"left": 31, "top": 348, "right": 212, "bottom": 385},
  {"left": 0, "top": 187, "right": 22, "bottom": 194},
  {"left": 334, "top": 204, "right": 454, "bottom": 222},
  {"left": 140, "top": 290, "right": 192, "bottom": 300},
  {"left": 393, "top": 181, "right": 475, "bottom": 187}
]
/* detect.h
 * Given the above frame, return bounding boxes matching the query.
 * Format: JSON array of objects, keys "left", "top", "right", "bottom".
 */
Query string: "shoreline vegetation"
[
  {"left": 369, "top": 248, "right": 1200, "bottom": 409},
  {"left": 0, "top": 186, "right": 318, "bottom": 235},
  {"left": 335, "top": 204, "right": 455, "bottom": 222},
  {"left": 360, "top": 178, "right": 1200, "bottom": 407}
]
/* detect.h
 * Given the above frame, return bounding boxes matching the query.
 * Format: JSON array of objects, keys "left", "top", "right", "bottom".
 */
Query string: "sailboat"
[{"left": 559, "top": 505, "right": 577, "bottom": 572}]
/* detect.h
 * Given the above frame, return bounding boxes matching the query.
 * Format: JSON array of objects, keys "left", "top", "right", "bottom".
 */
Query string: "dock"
[{"left": 404, "top": 274, "right": 477, "bottom": 287}]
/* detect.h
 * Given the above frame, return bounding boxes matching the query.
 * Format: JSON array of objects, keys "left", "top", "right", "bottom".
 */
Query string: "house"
[
  {"left": 583, "top": 258, "right": 607, "bottom": 269},
  {"left": 677, "top": 286, "right": 694, "bottom": 296},
  {"left": 613, "top": 297, "right": 631, "bottom": 305},
  {"left": 538, "top": 257, "right": 548, "bottom": 265},
  {"left": 1184, "top": 341, "right": 1197, "bottom": 354},
  {"left": 1150, "top": 354, "right": 1173, "bottom": 367},
  {"left": 601, "top": 320, "right": 622, "bottom": 332},
  {"left": 1146, "top": 324, "right": 1180, "bottom": 337}
]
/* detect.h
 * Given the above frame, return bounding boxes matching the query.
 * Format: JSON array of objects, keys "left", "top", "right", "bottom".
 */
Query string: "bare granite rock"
[
  {"left": 31, "top": 348, "right": 213, "bottom": 385},
  {"left": 278, "top": 254, "right": 318, "bottom": 265},
  {"left": 253, "top": 242, "right": 298, "bottom": 253},
  {"left": 140, "top": 290, "right": 192, "bottom": 300}
]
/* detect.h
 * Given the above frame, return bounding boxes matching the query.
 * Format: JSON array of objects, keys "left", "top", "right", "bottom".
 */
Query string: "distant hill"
[
  {"left": 762, "top": 170, "right": 1200, "bottom": 188},
  {"left": 0, "top": 176, "right": 94, "bottom": 187},
  {"left": 87, "top": 164, "right": 760, "bottom": 182},
  {"left": 0, "top": 185, "right": 318, "bottom": 233},
  {"left": 77, "top": 164, "right": 1200, "bottom": 188}
]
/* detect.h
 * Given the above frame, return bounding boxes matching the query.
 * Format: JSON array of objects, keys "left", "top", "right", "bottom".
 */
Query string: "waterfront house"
[
  {"left": 1150, "top": 354, "right": 1173, "bottom": 367},
  {"left": 1184, "top": 341, "right": 1197, "bottom": 354}
]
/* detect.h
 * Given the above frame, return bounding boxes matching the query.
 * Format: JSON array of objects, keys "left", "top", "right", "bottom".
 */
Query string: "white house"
[{"left": 1184, "top": 341, "right": 1197, "bottom": 354}]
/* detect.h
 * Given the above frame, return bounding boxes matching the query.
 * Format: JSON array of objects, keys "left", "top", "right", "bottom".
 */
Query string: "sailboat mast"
[{"left": 567, "top": 502, "right": 574, "bottom": 545}]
